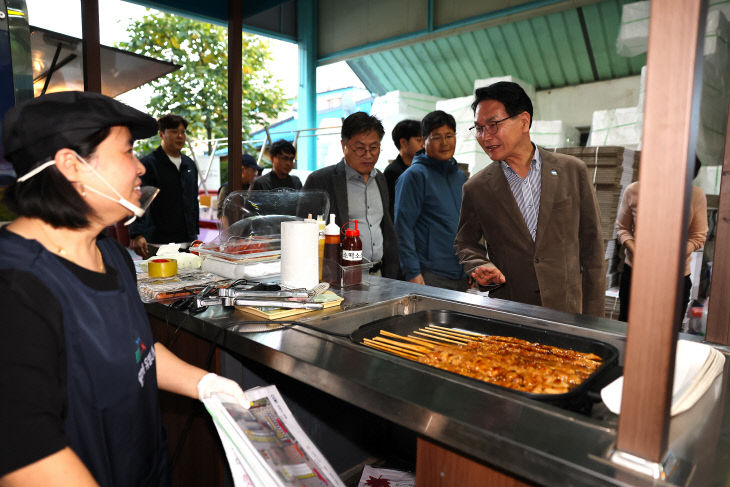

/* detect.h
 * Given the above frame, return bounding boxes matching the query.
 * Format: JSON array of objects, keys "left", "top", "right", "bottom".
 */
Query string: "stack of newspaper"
[{"left": 203, "top": 385, "right": 345, "bottom": 487}]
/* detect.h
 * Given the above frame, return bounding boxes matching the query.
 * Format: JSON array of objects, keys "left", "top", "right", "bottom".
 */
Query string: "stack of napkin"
[{"left": 601, "top": 340, "right": 725, "bottom": 416}]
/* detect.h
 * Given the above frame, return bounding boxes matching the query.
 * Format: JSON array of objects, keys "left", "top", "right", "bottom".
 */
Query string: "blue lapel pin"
[{"left": 551, "top": 169, "right": 558, "bottom": 176}]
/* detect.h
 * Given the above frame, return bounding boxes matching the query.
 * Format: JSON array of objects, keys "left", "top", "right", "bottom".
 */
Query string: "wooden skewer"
[
  {"left": 380, "top": 330, "right": 436, "bottom": 349},
  {"left": 407, "top": 334, "right": 442, "bottom": 346},
  {"left": 362, "top": 341, "right": 420, "bottom": 361},
  {"left": 417, "top": 328, "right": 472, "bottom": 343},
  {"left": 362, "top": 338, "right": 423, "bottom": 359},
  {"left": 428, "top": 325, "right": 485, "bottom": 338},
  {"left": 363, "top": 338, "right": 424, "bottom": 356},
  {"left": 413, "top": 330, "right": 465, "bottom": 345},
  {"left": 372, "top": 336, "right": 431, "bottom": 354},
  {"left": 424, "top": 326, "right": 479, "bottom": 342}
]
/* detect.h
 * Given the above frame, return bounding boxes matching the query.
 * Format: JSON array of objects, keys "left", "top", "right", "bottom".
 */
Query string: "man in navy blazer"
[
  {"left": 303, "top": 112, "right": 399, "bottom": 279},
  {"left": 455, "top": 82, "right": 605, "bottom": 317}
]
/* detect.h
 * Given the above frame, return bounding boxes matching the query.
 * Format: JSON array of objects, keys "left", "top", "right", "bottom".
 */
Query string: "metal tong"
[{"left": 218, "top": 288, "right": 311, "bottom": 299}]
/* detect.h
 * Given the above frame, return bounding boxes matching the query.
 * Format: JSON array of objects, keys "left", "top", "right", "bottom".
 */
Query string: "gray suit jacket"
[
  {"left": 454, "top": 148, "right": 605, "bottom": 317},
  {"left": 303, "top": 160, "right": 399, "bottom": 279}
]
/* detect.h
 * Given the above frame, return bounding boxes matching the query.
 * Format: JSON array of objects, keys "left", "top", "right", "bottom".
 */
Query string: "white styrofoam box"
[
  {"left": 705, "top": 8, "right": 730, "bottom": 70},
  {"left": 694, "top": 165, "right": 722, "bottom": 195},
  {"left": 616, "top": 0, "right": 649, "bottom": 57},
  {"left": 370, "top": 90, "right": 443, "bottom": 120},
  {"left": 473, "top": 76, "right": 537, "bottom": 106},
  {"left": 710, "top": 0, "right": 730, "bottom": 21},
  {"left": 453, "top": 137, "right": 492, "bottom": 177},
  {"left": 588, "top": 106, "right": 643, "bottom": 150},
  {"left": 637, "top": 65, "right": 647, "bottom": 111},
  {"left": 435, "top": 95, "right": 474, "bottom": 134},
  {"left": 531, "top": 120, "right": 580, "bottom": 148},
  {"left": 375, "top": 112, "right": 424, "bottom": 170}
]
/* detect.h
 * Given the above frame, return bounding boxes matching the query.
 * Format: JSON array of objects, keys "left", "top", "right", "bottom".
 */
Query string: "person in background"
[
  {"left": 129, "top": 114, "right": 199, "bottom": 258},
  {"left": 252, "top": 139, "right": 302, "bottom": 191},
  {"left": 384, "top": 119, "right": 423, "bottom": 219},
  {"left": 394, "top": 110, "right": 467, "bottom": 291},
  {"left": 0, "top": 91, "right": 248, "bottom": 486},
  {"left": 217, "top": 153, "right": 263, "bottom": 221},
  {"left": 303, "top": 112, "right": 399, "bottom": 278},
  {"left": 455, "top": 81, "right": 605, "bottom": 317},
  {"left": 616, "top": 157, "right": 708, "bottom": 322}
]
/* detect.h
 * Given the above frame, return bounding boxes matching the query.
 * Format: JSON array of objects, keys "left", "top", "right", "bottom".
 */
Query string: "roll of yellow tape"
[{"left": 148, "top": 258, "right": 178, "bottom": 277}]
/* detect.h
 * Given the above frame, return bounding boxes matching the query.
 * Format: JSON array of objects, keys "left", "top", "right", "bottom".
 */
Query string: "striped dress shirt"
[{"left": 500, "top": 147, "right": 542, "bottom": 241}]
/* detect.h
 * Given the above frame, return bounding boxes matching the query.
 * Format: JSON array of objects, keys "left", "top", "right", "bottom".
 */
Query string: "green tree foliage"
[{"left": 119, "top": 12, "right": 286, "bottom": 155}]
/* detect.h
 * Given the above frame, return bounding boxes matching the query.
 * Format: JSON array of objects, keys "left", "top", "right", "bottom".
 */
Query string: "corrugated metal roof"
[{"left": 347, "top": 0, "right": 646, "bottom": 97}]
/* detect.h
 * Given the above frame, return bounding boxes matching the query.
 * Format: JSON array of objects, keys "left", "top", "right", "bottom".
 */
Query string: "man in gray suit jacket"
[
  {"left": 455, "top": 82, "right": 605, "bottom": 317},
  {"left": 303, "top": 112, "right": 399, "bottom": 278}
]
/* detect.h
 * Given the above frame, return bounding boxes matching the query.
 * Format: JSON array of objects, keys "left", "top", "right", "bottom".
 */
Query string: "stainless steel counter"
[{"left": 146, "top": 276, "right": 730, "bottom": 486}]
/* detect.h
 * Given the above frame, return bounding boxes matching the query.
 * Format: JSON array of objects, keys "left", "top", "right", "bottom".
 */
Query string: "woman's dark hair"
[
  {"left": 421, "top": 110, "right": 456, "bottom": 138},
  {"left": 269, "top": 139, "right": 296, "bottom": 157},
  {"left": 471, "top": 81, "right": 533, "bottom": 128},
  {"left": 391, "top": 119, "right": 421, "bottom": 150},
  {"left": 341, "top": 112, "right": 384, "bottom": 143},
  {"left": 3, "top": 127, "right": 110, "bottom": 228}
]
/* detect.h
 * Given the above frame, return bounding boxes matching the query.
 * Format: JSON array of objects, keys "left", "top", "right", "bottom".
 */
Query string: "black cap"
[
  {"left": 2, "top": 91, "right": 158, "bottom": 177},
  {"left": 242, "top": 153, "right": 263, "bottom": 174}
]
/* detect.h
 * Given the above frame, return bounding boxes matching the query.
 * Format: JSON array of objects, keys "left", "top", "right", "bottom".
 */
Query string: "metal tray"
[{"left": 350, "top": 310, "right": 621, "bottom": 412}]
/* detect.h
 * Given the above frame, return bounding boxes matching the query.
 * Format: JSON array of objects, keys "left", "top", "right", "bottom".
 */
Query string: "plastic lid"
[
  {"left": 345, "top": 219, "right": 360, "bottom": 237},
  {"left": 325, "top": 213, "right": 339, "bottom": 235}
]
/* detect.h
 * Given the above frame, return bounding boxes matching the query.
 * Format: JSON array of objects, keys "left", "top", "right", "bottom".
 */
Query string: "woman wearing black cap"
[{"left": 0, "top": 92, "right": 248, "bottom": 486}]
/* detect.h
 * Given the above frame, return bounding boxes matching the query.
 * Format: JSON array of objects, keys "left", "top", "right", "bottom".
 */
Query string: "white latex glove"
[{"left": 197, "top": 373, "right": 250, "bottom": 409}]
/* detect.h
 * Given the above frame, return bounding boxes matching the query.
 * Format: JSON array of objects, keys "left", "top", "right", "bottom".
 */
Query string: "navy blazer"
[{"left": 303, "top": 159, "right": 399, "bottom": 279}]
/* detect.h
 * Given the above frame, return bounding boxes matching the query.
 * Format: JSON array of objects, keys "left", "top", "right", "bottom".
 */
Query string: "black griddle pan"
[{"left": 350, "top": 309, "right": 621, "bottom": 412}]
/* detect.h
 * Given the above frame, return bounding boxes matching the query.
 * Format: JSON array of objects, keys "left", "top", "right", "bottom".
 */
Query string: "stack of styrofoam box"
[
  {"left": 697, "top": 9, "right": 730, "bottom": 166},
  {"left": 615, "top": 1, "right": 650, "bottom": 57},
  {"left": 530, "top": 120, "right": 580, "bottom": 148},
  {"left": 369, "top": 90, "right": 443, "bottom": 170},
  {"left": 616, "top": 3, "right": 730, "bottom": 165},
  {"left": 587, "top": 107, "right": 643, "bottom": 150},
  {"left": 617, "top": 0, "right": 730, "bottom": 57}
]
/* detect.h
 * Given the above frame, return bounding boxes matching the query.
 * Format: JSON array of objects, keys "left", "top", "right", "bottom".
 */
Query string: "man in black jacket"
[
  {"left": 303, "top": 112, "right": 399, "bottom": 278},
  {"left": 130, "top": 114, "right": 199, "bottom": 258},
  {"left": 383, "top": 119, "right": 423, "bottom": 219}
]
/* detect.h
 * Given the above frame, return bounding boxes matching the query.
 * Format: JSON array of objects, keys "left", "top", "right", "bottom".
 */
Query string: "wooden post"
[
  {"left": 616, "top": 0, "right": 707, "bottom": 461},
  {"left": 80, "top": 0, "right": 101, "bottom": 93},
  {"left": 705, "top": 99, "right": 730, "bottom": 345},
  {"left": 228, "top": 0, "right": 242, "bottom": 191}
]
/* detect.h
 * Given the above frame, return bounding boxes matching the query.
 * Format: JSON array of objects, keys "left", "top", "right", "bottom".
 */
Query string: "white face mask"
[{"left": 16, "top": 152, "right": 159, "bottom": 226}]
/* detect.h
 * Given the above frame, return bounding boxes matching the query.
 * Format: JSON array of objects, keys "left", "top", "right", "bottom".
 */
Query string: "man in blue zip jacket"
[
  {"left": 130, "top": 114, "right": 199, "bottom": 257},
  {"left": 394, "top": 110, "right": 468, "bottom": 291}
]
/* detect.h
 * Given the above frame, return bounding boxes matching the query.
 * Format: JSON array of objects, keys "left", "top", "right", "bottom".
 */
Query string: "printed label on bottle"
[{"left": 342, "top": 250, "right": 362, "bottom": 262}]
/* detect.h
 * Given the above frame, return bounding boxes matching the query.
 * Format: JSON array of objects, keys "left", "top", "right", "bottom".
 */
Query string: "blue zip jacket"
[{"left": 394, "top": 151, "right": 467, "bottom": 280}]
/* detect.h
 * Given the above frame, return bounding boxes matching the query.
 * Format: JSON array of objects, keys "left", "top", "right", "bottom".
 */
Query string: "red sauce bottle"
[{"left": 341, "top": 220, "right": 363, "bottom": 286}]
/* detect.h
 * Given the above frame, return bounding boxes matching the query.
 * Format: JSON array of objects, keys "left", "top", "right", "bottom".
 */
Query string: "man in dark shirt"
[
  {"left": 217, "top": 153, "right": 263, "bottom": 222},
  {"left": 383, "top": 119, "right": 423, "bottom": 219},
  {"left": 130, "top": 114, "right": 199, "bottom": 258},
  {"left": 252, "top": 139, "right": 302, "bottom": 190}
]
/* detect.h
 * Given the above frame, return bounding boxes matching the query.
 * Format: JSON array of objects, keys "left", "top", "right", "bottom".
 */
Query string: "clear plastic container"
[
  {"left": 197, "top": 190, "right": 330, "bottom": 263},
  {"left": 333, "top": 257, "right": 375, "bottom": 288}
]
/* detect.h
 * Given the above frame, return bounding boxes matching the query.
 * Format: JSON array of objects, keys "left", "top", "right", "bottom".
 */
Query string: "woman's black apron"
[{"left": 0, "top": 232, "right": 169, "bottom": 486}]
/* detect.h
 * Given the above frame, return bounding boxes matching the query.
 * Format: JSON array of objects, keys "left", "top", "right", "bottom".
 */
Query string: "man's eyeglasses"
[
  {"left": 347, "top": 144, "right": 381, "bottom": 157},
  {"left": 427, "top": 134, "right": 456, "bottom": 144},
  {"left": 276, "top": 155, "right": 295, "bottom": 163},
  {"left": 469, "top": 114, "right": 518, "bottom": 137}
]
